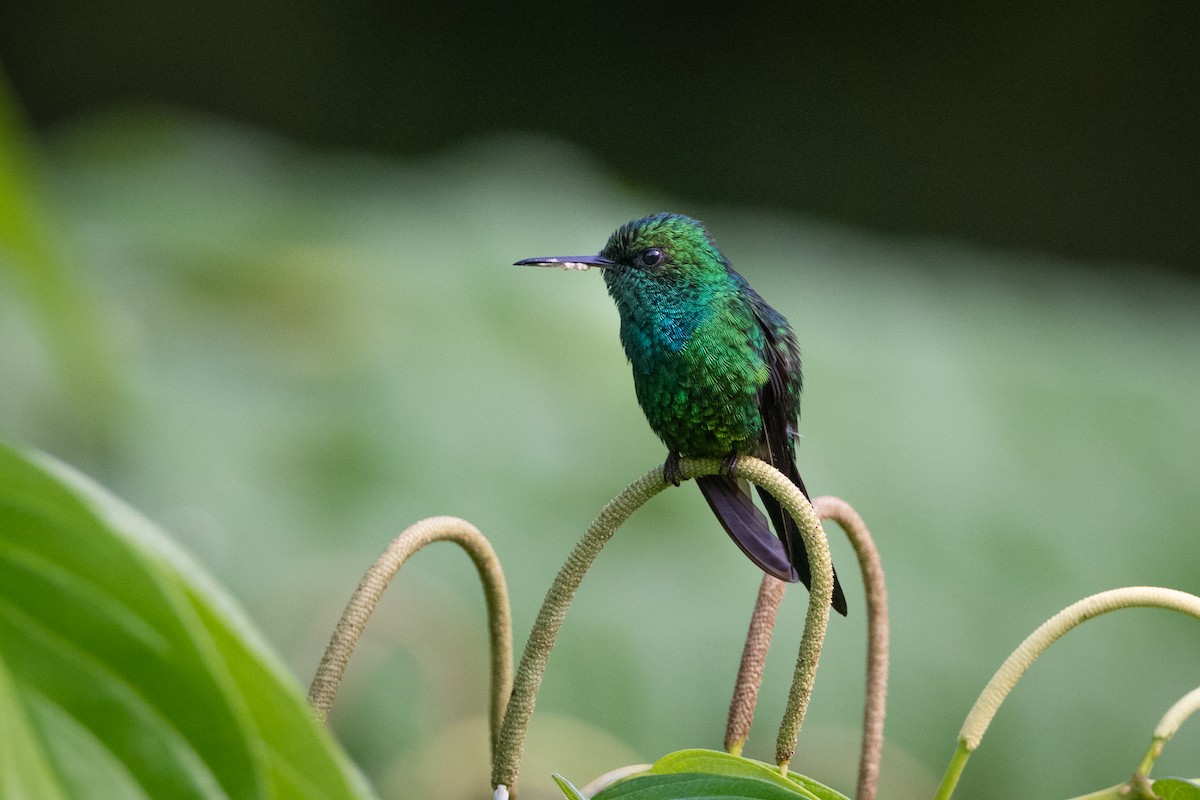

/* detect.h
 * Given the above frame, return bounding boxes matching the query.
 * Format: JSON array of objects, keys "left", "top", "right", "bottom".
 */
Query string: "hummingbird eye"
[{"left": 636, "top": 248, "right": 665, "bottom": 269}]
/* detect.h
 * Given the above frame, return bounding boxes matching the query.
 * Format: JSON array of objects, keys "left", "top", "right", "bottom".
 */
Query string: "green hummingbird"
[{"left": 516, "top": 212, "right": 847, "bottom": 615}]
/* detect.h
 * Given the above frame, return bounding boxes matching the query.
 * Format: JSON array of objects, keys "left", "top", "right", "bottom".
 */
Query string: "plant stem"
[
  {"left": 716, "top": 457, "right": 833, "bottom": 774},
  {"left": 814, "top": 496, "right": 888, "bottom": 800},
  {"left": 307, "top": 515, "right": 513, "bottom": 755},
  {"left": 1137, "top": 684, "right": 1200, "bottom": 776},
  {"left": 491, "top": 455, "right": 834, "bottom": 794},
  {"left": 725, "top": 573, "right": 787, "bottom": 757},
  {"left": 491, "top": 464, "right": 670, "bottom": 792},
  {"left": 936, "top": 586, "right": 1200, "bottom": 800},
  {"left": 1066, "top": 775, "right": 1157, "bottom": 800},
  {"left": 933, "top": 741, "right": 970, "bottom": 800},
  {"left": 723, "top": 495, "right": 887, "bottom": 800}
]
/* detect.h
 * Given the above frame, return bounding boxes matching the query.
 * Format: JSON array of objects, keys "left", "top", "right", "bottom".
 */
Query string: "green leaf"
[
  {"left": 0, "top": 655, "right": 68, "bottom": 800},
  {"left": 590, "top": 777, "right": 806, "bottom": 800},
  {"left": 780, "top": 768, "right": 850, "bottom": 800},
  {"left": 554, "top": 774, "right": 591, "bottom": 800},
  {"left": 0, "top": 442, "right": 375, "bottom": 799},
  {"left": 587, "top": 749, "right": 835, "bottom": 799},
  {"left": 1153, "top": 778, "right": 1200, "bottom": 800},
  {"left": 649, "top": 750, "right": 846, "bottom": 800},
  {"left": 592, "top": 772, "right": 815, "bottom": 799}
]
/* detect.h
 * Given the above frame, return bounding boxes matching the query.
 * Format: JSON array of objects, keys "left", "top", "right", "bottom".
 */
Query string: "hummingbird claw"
[{"left": 662, "top": 451, "right": 684, "bottom": 486}]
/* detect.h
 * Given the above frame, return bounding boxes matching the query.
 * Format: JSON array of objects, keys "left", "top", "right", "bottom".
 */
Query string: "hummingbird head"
[
  {"left": 599, "top": 212, "right": 731, "bottom": 278},
  {"left": 514, "top": 213, "right": 730, "bottom": 281}
]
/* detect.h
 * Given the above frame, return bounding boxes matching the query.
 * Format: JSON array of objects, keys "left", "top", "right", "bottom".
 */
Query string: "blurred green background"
[{"left": 2, "top": 6, "right": 1199, "bottom": 799}]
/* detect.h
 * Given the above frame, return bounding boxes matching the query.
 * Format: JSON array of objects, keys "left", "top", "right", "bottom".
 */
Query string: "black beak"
[{"left": 514, "top": 254, "right": 615, "bottom": 271}]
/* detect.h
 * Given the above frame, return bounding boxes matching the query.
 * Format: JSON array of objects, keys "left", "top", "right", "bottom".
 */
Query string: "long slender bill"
[{"left": 514, "top": 255, "right": 615, "bottom": 271}]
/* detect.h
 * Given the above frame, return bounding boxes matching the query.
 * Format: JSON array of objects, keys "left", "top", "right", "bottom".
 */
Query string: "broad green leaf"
[
  {"left": 780, "top": 768, "right": 850, "bottom": 800},
  {"left": 1154, "top": 778, "right": 1200, "bottom": 800},
  {"left": 592, "top": 772, "right": 815, "bottom": 799},
  {"left": 587, "top": 749, "right": 831, "bottom": 799},
  {"left": 0, "top": 655, "right": 68, "bottom": 800},
  {"left": 554, "top": 773, "right": 591, "bottom": 800},
  {"left": 647, "top": 750, "right": 844, "bottom": 800},
  {"left": 0, "top": 442, "right": 375, "bottom": 799}
]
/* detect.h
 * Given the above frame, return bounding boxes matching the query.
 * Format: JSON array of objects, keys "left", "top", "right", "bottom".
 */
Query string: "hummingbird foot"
[
  {"left": 662, "top": 451, "right": 684, "bottom": 486},
  {"left": 719, "top": 452, "right": 741, "bottom": 477}
]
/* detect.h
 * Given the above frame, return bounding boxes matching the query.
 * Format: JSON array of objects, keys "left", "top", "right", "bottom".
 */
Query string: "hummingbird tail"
[
  {"left": 697, "top": 475, "right": 798, "bottom": 583},
  {"left": 756, "top": 485, "right": 849, "bottom": 616}
]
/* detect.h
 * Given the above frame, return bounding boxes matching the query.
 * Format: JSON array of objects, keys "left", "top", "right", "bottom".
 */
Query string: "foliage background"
[
  {"left": 2, "top": 7, "right": 1199, "bottom": 799},
  {"left": 3, "top": 3, "right": 1199, "bottom": 271}
]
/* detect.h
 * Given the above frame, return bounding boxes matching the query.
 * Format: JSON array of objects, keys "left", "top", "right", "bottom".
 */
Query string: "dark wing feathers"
[{"left": 746, "top": 286, "right": 849, "bottom": 616}]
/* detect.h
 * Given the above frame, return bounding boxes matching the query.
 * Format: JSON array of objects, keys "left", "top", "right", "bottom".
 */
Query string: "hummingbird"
[{"left": 516, "top": 213, "right": 847, "bottom": 615}]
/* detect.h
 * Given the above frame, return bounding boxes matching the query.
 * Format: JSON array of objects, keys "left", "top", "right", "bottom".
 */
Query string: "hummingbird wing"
[{"left": 746, "top": 285, "right": 849, "bottom": 616}]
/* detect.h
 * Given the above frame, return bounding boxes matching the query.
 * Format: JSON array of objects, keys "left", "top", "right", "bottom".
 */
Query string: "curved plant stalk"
[
  {"left": 725, "top": 573, "right": 787, "bottom": 758},
  {"left": 307, "top": 515, "right": 513, "bottom": 756},
  {"left": 1136, "top": 684, "right": 1200, "bottom": 777},
  {"left": 1066, "top": 692, "right": 1200, "bottom": 800},
  {"left": 722, "top": 457, "right": 834, "bottom": 775},
  {"left": 723, "top": 496, "right": 887, "bottom": 800},
  {"left": 490, "top": 455, "right": 836, "bottom": 796},
  {"left": 817, "top": 496, "right": 888, "bottom": 800},
  {"left": 934, "top": 587, "right": 1200, "bottom": 800},
  {"left": 491, "top": 463, "right": 670, "bottom": 796}
]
